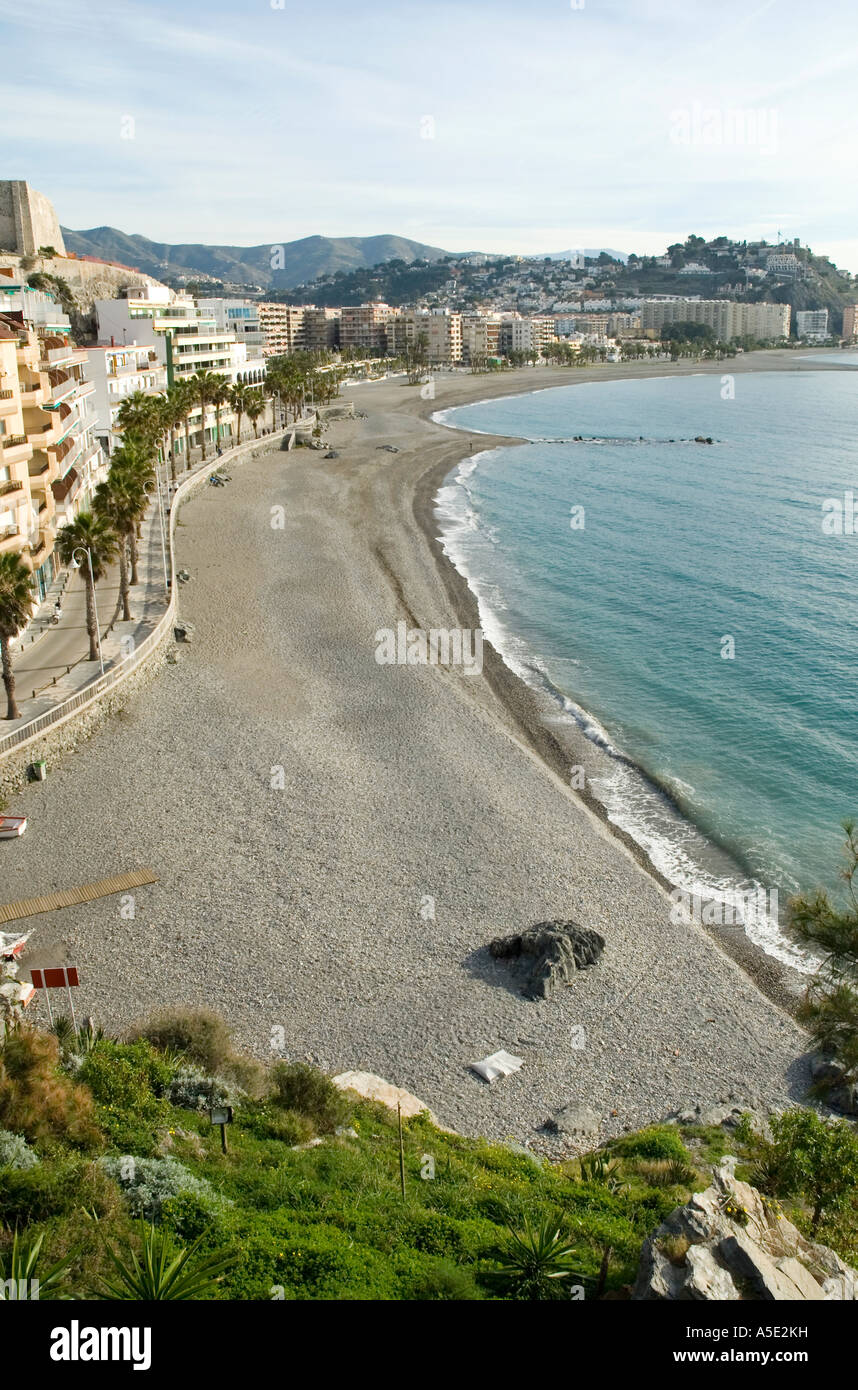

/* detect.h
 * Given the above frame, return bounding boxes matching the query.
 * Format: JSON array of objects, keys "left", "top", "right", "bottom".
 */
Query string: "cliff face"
[
  {"left": 0, "top": 252, "right": 169, "bottom": 343},
  {"left": 0, "top": 252, "right": 166, "bottom": 308},
  {"left": 633, "top": 1157, "right": 857, "bottom": 1300}
]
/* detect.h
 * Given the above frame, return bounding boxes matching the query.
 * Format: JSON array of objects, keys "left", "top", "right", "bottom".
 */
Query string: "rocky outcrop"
[
  {"left": 489, "top": 920, "right": 605, "bottom": 999},
  {"left": 633, "top": 1159, "right": 857, "bottom": 1300},
  {"left": 810, "top": 1053, "right": 858, "bottom": 1116},
  {"left": 332, "top": 1071, "right": 444, "bottom": 1126}
]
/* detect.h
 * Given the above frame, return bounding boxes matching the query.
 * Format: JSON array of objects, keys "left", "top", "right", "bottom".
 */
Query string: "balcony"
[
  {"left": 0, "top": 478, "right": 24, "bottom": 497},
  {"left": 0, "top": 435, "right": 32, "bottom": 465},
  {"left": 51, "top": 467, "right": 82, "bottom": 506},
  {"left": 0, "top": 389, "right": 16, "bottom": 416},
  {"left": 28, "top": 530, "right": 51, "bottom": 564},
  {"left": 28, "top": 453, "right": 53, "bottom": 479},
  {"left": 0, "top": 527, "right": 24, "bottom": 553},
  {"left": 25, "top": 415, "right": 61, "bottom": 449}
]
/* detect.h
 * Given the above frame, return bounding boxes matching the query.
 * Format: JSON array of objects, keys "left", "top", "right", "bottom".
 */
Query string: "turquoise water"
[{"left": 435, "top": 371, "right": 858, "bottom": 968}]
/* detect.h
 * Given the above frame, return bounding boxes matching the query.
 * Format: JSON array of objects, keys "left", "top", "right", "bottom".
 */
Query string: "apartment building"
[
  {"left": 0, "top": 267, "right": 104, "bottom": 598},
  {"left": 842, "top": 305, "right": 858, "bottom": 341},
  {"left": 641, "top": 298, "right": 790, "bottom": 341},
  {"left": 460, "top": 313, "right": 502, "bottom": 364},
  {"left": 84, "top": 342, "right": 167, "bottom": 455},
  {"left": 95, "top": 285, "right": 264, "bottom": 387},
  {"left": 385, "top": 308, "right": 463, "bottom": 365},
  {"left": 196, "top": 298, "right": 267, "bottom": 365},
  {"left": 504, "top": 315, "right": 556, "bottom": 356},
  {"left": 95, "top": 285, "right": 265, "bottom": 458},
  {"left": 302, "top": 307, "right": 340, "bottom": 353},
  {"left": 257, "top": 303, "right": 307, "bottom": 357},
  {"left": 339, "top": 301, "right": 394, "bottom": 355},
  {"left": 796, "top": 309, "right": 829, "bottom": 341}
]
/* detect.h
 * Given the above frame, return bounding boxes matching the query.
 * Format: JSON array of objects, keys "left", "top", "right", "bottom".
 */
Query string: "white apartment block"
[
  {"left": 795, "top": 309, "right": 829, "bottom": 341},
  {"left": 95, "top": 285, "right": 265, "bottom": 387},
  {"left": 641, "top": 298, "right": 790, "bottom": 341},
  {"left": 195, "top": 299, "right": 267, "bottom": 365},
  {"left": 460, "top": 313, "right": 502, "bottom": 363},
  {"left": 84, "top": 343, "right": 168, "bottom": 455},
  {"left": 505, "top": 315, "right": 556, "bottom": 356}
]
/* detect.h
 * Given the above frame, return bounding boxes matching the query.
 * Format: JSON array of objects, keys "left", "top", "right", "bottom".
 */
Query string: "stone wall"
[
  {"left": 0, "top": 252, "right": 166, "bottom": 315},
  {"left": 0, "top": 182, "right": 66, "bottom": 258}
]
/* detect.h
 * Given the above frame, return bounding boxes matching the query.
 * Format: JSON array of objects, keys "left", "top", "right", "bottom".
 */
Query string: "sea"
[{"left": 434, "top": 361, "right": 858, "bottom": 971}]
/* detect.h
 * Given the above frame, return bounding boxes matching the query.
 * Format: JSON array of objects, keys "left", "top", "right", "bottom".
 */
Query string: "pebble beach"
[{"left": 6, "top": 356, "right": 828, "bottom": 1147}]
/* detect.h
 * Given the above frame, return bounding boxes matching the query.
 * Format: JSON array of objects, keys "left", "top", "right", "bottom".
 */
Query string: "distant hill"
[
  {"left": 59, "top": 227, "right": 449, "bottom": 290},
  {"left": 539, "top": 248, "right": 629, "bottom": 263}
]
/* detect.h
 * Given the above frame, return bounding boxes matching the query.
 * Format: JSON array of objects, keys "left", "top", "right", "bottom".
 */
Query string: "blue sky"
[{"left": 2, "top": 0, "right": 857, "bottom": 267}]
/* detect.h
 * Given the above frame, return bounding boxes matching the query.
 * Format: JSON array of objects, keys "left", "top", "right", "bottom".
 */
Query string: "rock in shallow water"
[{"left": 489, "top": 920, "right": 605, "bottom": 999}]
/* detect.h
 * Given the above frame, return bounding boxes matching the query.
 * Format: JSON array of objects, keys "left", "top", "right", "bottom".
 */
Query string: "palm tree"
[
  {"left": 0, "top": 551, "right": 35, "bottom": 719},
  {"left": 55, "top": 513, "right": 119, "bottom": 663},
  {"left": 108, "top": 433, "right": 155, "bottom": 586},
  {"left": 245, "top": 387, "right": 265, "bottom": 438},
  {"left": 93, "top": 473, "right": 143, "bottom": 622},
  {"left": 115, "top": 390, "right": 161, "bottom": 449},
  {"left": 228, "top": 381, "right": 249, "bottom": 444},
  {"left": 162, "top": 384, "right": 187, "bottom": 483},
  {"left": 187, "top": 370, "right": 220, "bottom": 461},
  {"left": 209, "top": 375, "right": 231, "bottom": 448}
]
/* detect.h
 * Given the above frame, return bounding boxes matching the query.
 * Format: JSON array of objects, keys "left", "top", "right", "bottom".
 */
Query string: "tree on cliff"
[{"left": 790, "top": 821, "right": 858, "bottom": 1096}]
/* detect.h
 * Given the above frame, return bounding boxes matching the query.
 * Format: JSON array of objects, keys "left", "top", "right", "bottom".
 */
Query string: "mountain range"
[{"left": 59, "top": 228, "right": 448, "bottom": 289}]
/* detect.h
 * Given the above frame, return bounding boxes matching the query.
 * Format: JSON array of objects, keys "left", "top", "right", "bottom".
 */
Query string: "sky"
[{"left": 2, "top": 0, "right": 858, "bottom": 269}]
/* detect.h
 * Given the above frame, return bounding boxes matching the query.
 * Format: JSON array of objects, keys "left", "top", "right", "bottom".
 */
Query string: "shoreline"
[
  {"left": 8, "top": 351, "right": 829, "bottom": 1143},
  {"left": 402, "top": 354, "right": 841, "bottom": 1017}
]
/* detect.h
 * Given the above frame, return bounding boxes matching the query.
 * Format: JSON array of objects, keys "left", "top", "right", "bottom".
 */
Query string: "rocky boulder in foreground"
[
  {"left": 489, "top": 920, "right": 605, "bottom": 1000},
  {"left": 633, "top": 1158, "right": 857, "bottom": 1300}
]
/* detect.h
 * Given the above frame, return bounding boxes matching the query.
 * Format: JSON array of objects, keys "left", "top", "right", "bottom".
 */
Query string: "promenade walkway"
[{"left": 4, "top": 430, "right": 280, "bottom": 734}]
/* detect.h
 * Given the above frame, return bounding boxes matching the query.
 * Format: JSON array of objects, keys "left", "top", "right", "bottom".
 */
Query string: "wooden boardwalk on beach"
[{"left": 0, "top": 868, "right": 158, "bottom": 925}]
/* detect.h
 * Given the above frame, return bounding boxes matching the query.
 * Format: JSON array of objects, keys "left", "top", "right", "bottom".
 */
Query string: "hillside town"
[{"left": 1, "top": 179, "right": 857, "bottom": 611}]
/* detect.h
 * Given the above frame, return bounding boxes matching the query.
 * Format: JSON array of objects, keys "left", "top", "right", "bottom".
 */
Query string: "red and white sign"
[{"left": 31, "top": 966, "right": 79, "bottom": 989}]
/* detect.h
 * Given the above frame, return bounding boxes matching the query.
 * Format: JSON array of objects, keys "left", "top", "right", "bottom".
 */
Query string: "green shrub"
[
  {"left": 236, "top": 1103, "right": 315, "bottom": 1147},
  {"left": 78, "top": 1042, "right": 174, "bottom": 1153},
  {"left": 0, "top": 1128, "right": 39, "bottom": 1171},
  {"left": 160, "top": 1191, "right": 232, "bottom": 1245},
  {"left": 0, "top": 1157, "right": 122, "bottom": 1224},
  {"left": 402, "top": 1256, "right": 483, "bottom": 1300},
  {"left": 100, "top": 1154, "right": 228, "bottom": 1222},
  {"left": 270, "top": 1063, "right": 347, "bottom": 1134},
  {"left": 129, "top": 1008, "right": 235, "bottom": 1074},
  {"left": 611, "top": 1125, "right": 689, "bottom": 1162}
]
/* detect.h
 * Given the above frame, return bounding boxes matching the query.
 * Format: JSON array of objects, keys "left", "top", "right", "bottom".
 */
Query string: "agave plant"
[
  {"left": 0, "top": 1229, "right": 73, "bottom": 1300},
  {"left": 490, "top": 1213, "right": 585, "bottom": 1300},
  {"left": 97, "top": 1225, "right": 235, "bottom": 1300},
  {"left": 579, "top": 1151, "right": 624, "bottom": 1191}
]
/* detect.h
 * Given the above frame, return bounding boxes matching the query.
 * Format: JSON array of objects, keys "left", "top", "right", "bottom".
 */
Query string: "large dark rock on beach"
[{"left": 489, "top": 920, "right": 605, "bottom": 1000}]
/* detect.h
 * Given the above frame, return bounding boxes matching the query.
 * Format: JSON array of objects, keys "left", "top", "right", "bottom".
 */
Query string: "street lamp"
[{"left": 70, "top": 546, "right": 105, "bottom": 677}]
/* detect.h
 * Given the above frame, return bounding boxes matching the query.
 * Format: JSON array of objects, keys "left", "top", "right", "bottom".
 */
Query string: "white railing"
[{"left": 0, "top": 430, "right": 285, "bottom": 760}]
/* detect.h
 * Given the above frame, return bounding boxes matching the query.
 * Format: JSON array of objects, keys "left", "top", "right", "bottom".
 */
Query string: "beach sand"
[{"left": 9, "top": 352, "right": 835, "bottom": 1146}]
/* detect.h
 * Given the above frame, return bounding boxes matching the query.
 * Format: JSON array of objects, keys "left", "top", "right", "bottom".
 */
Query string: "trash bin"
[{"left": 29, "top": 759, "right": 47, "bottom": 782}]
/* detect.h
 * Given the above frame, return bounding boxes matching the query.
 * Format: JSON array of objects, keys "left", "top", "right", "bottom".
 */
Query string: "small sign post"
[
  {"left": 30, "top": 966, "right": 79, "bottom": 1030},
  {"left": 210, "top": 1105, "right": 233, "bottom": 1154}
]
